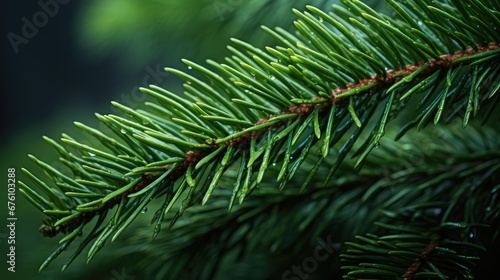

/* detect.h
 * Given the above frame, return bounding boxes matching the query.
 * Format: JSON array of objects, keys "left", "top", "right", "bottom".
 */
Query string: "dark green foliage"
[
  {"left": 20, "top": 0, "right": 500, "bottom": 278},
  {"left": 77, "top": 123, "right": 500, "bottom": 279}
]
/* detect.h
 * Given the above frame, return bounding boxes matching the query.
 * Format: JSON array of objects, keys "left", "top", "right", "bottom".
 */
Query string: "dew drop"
[
  {"left": 374, "top": 142, "right": 380, "bottom": 149},
  {"left": 272, "top": 162, "right": 277, "bottom": 166},
  {"left": 88, "top": 152, "right": 95, "bottom": 157},
  {"left": 142, "top": 207, "right": 148, "bottom": 213},
  {"left": 319, "top": 17, "right": 324, "bottom": 22},
  {"left": 269, "top": 75, "right": 275, "bottom": 80},
  {"left": 417, "top": 21, "right": 423, "bottom": 26},
  {"left": 188, "top": 66, "right": 192, "bottom": 70}
]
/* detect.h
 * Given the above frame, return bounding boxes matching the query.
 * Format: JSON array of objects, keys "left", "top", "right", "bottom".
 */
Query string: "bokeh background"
[{"left": 1, "top": 1, "right": 389, "bottom": 279}]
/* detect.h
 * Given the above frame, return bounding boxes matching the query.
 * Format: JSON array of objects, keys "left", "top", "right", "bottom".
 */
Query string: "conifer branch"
[
  {"left": 40, "top": 42, "right": 500, "bottom": 238},
  {"left": 402, "top": 236, "right": 442, "bottom": 280},
  {"left": 18, "top": 0, "right": 500, "bottom": 274},
  {"left": 95, "top": 123, "right": 500, "bottom": 279}
]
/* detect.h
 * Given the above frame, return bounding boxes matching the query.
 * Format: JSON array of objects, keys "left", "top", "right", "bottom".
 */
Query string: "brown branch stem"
[{"left": 402, "top": 236, "right": 443, "bottom": 280}]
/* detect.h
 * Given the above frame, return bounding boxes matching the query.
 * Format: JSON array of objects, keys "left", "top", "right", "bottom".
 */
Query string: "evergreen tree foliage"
[{"left": 20, "top": 0, "right": 500, "bottom": 279}]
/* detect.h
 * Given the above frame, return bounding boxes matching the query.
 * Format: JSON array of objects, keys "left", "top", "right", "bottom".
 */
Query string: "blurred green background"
[{"left": 1, "top": 1, "right": 389, "bottom": 279}]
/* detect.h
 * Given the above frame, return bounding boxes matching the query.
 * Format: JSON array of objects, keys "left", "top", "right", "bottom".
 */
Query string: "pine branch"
[
  {"left": 81, "top": 122, "right": 500, "bottom": 279},
  {"left": 19, "top": 0, "right": 500, "bottom": 273}
]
